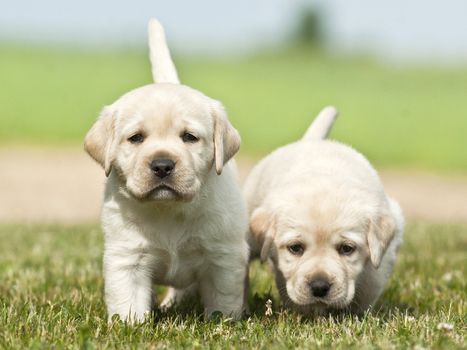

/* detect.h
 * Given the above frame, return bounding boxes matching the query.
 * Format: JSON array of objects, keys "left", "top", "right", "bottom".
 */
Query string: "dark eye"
[
  {"left": 128, "top": 133, "right": 144, "bottom": 144},
  {"left": 287, "top": 244, "right": 305, "bottom": 256},
  {"left": 337, "top": 244, "right": 355, "bottom": 256},
  {"left": 181, "top": 132, "right": 199, "bottom": 143}
]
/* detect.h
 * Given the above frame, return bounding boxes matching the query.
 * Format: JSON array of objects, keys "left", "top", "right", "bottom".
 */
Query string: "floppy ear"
[
  {"left": 250, "top": 207, "right": 276, "bottom": 262},
  {"left": 367, "top": 213, "right": 396, "bottom": 268},
  {"left": 84, "top": 106, "right": 117, "bottom": 177},
  {"left": 212, "top": 102, "right": 241, "bottom": 175}
]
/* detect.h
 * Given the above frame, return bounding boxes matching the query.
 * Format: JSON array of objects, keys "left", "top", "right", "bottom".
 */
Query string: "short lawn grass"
[
  {"left": 0, "top": 223, "right": 465, "bottom": 349},
  {"left": 1, "top": 45, "right": 467, "bottom": 171}
]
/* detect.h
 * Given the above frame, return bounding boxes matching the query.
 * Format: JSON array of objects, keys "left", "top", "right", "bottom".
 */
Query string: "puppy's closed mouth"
[
  {"left": 293, "top": 297, "right": 329, "bottom": 307},
  {"left": 147, "top": 184, "right": 181, "bottom": 200},
  {"left": 127, "top": 184, "right": 181, "bottom": 202},
  {"left": 309, "top": 298, "right": 350, "bottom": 310}
]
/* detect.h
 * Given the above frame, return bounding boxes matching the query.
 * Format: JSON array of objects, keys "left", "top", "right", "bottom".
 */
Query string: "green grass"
[
  {"left": 0, "top": 223, "right": 465, "bottom": 349},
  {"left": 1, "top": 45, "right": 467, "bottom": 171}
]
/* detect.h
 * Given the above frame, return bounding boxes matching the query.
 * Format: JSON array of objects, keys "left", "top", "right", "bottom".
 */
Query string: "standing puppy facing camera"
[
  {"left": 84, "top": 19, "right": 248, "bottom": 322},
  {"left": 245, "top": 107, "right": 403, "bottom": 315}
]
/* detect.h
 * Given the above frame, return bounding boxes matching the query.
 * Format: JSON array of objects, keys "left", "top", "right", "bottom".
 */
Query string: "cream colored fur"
[
  {"left": 245, "top": 107, "right": 403, "bottom": 314},
  {"left": 84, "top": 19, "right": 248, "bottom": 322}
]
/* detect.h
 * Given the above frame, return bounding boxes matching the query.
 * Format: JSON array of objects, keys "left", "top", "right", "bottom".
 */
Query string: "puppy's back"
[{"left": 245, "top": 140, "right": 383, "bottom": 207}]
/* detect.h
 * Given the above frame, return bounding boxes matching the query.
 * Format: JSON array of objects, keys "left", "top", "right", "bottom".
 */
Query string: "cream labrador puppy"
[
  {"left": 245, "top": 107, "right": 403, "bottom": 314},
  {"left": 84, "top": 19, "right": 248, "bottom": 322}
]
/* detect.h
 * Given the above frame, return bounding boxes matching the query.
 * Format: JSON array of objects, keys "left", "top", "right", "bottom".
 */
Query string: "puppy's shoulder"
[{"left": 200, "top": 164, "right": 248, "bottom": 236}]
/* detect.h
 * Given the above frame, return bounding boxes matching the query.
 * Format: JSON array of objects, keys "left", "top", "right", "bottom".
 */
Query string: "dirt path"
[{"left": 1, "top": 148, "right": 466, "bottom": 224}]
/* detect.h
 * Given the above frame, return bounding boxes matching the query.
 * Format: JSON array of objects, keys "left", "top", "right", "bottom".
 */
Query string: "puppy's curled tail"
[
  {"left": 302, "top": 106, "right": 338, "bottom": 141},
  {"left": 148, "top": 18, "right": 180, "bottom": 84}
]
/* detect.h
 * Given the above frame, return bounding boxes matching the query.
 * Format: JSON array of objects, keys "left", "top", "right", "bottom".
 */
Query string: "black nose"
[
  {"left": 309, "top": 279, "right": 331, "bottom": 298},
  {"left": 150, "top": 159, "right": 175, "bottom": 178}
]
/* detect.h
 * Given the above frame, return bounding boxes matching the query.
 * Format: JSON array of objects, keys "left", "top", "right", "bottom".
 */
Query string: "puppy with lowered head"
[
  {"left": 84, "top": 19, "right": 248, "bottom": 322},
  {"left": 245, "top": 107, "right": 403, "bottom": 314}
]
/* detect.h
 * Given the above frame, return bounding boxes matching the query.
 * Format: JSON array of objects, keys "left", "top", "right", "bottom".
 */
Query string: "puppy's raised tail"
[
  {"left": 148, "top": 18, "right": 180, "bottom": 84},
  {"left": 302, "top": 106, "right": 338, "bottom": 141}
]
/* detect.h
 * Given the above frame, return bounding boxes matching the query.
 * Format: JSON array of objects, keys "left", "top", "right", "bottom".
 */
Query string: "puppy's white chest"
[
  {"left": 149, "top": 228, "right": 205, "bottom": 288},
  {"left": 136, "top": 222, "right": 205, "bottom": 288}
]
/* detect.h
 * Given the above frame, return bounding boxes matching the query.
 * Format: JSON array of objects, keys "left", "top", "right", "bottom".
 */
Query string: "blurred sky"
[{"left": 1, "top": 0, "right": 467, "bottom": 64}]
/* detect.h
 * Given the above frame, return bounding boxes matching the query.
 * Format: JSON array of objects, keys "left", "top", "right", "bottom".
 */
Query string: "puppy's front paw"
[
  {"left": 204, "top": 306, "right": 243, "bottom": 321},
  {"left": 107, "top": 310, "right": 151, "bottom": 325}
]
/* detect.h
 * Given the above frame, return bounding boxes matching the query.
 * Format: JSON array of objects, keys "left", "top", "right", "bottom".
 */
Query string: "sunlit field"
[{"left": 0, "top": 223, "right": 465, "bottom": 348}]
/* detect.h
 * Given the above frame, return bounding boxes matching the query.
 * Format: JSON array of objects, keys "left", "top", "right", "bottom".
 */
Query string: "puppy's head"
[
  {"left": 250, "top": 186, "right": 398, "bottom": 310},
  {"left": 84, "top": 83, "right": 240, "bottom": 201}
]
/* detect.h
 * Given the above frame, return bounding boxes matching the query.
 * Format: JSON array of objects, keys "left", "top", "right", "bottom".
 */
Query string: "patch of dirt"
[{"left": 1, "top": 148, "right": 466, "bottom": 224}]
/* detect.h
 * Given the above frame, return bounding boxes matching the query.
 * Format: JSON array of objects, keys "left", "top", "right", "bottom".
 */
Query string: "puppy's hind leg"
[{"left": 159, "top": 284, "right": 198, "bottom": 311}]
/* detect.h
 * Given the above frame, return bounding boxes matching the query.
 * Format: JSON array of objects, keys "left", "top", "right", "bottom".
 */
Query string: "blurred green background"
[
  {"left": 1, "top": 1, "right": 467, "bottom": 172},
  {"left": 1, "top": 45, "right": 466, "bottom": 171}
]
